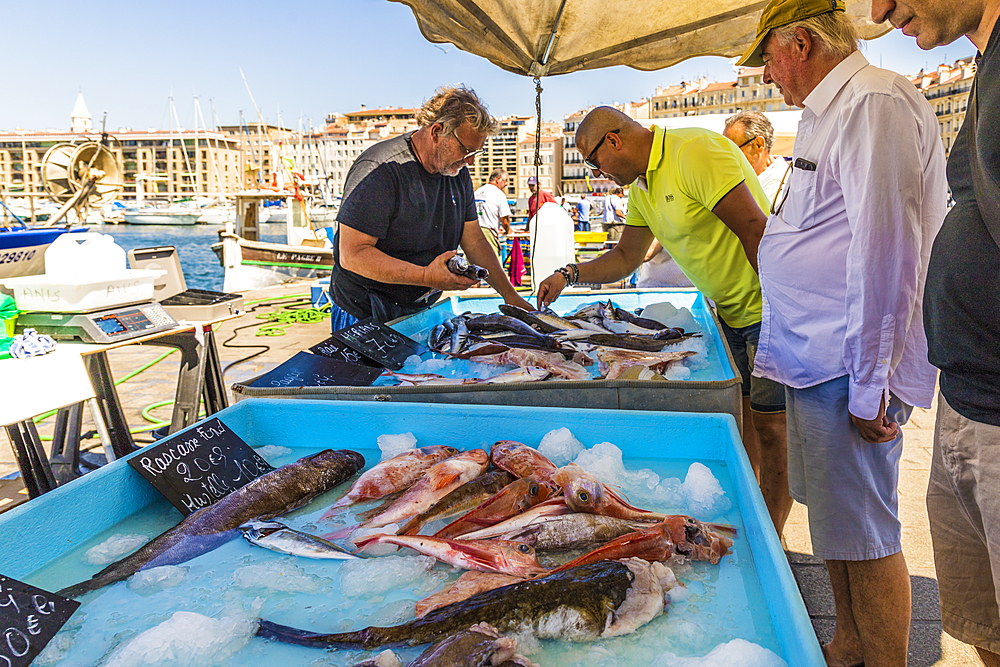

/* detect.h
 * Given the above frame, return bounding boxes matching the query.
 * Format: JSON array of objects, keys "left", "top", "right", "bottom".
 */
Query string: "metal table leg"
[
  {"left": 82, "top": 351, "right": 136, "bottom": 458},
  {"left": 4, "top": 421, "right": 56, "bottom": 498}
]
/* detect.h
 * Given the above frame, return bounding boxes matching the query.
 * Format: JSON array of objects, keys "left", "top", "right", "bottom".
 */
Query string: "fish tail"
[
  {"left": 704, "top": 522, "right": 737, "bottom": 536},
  {"left": 321, "top": 523, "right": 360, "bottom": 541},
  {"left": 257, "top": 619, "right": 369, "bottom": 648},
  {"left": 397, "top": 515, "right": 424, "bottom": 536},
  {"left": 56, "top": 578, "right": 104, "bottom": 599}
]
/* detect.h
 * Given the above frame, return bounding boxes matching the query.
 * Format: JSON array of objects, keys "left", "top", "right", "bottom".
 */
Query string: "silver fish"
[{"left": 242, "top": 521, "right": 363, "bottom": 559}]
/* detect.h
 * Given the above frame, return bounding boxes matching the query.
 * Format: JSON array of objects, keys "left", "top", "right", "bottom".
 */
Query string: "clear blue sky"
[{"left": 2, "top": 0, "right": 971, "bottom": 133}]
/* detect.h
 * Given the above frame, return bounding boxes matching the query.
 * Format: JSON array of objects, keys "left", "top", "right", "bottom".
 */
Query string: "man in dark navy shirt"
[
  {"left": 871, "top": 0, "right": 1000, "bottom": 661},
  {"left": 331, "top": 85, "right": 531, "bottom": 325}
]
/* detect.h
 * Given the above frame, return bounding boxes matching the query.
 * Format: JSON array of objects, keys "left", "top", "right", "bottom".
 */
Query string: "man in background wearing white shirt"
[
  {"left": 473, "top": 168, "right": 512, "bottom": 260},
  {"left": 738, "top": 0, "right": 948, "bottom": 665},
  {"left": 602, "top": 187, "right": 626, "bottom": 241},
  {"left": 723, "top": 110, "right": 791, "bottom": 205}
]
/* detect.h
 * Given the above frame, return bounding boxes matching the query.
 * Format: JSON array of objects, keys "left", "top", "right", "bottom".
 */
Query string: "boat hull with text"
[{"left": 211, "top": 233, "right": 333, "bottom": 292}]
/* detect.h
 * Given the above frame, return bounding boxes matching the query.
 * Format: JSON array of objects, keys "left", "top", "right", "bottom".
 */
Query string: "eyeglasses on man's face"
[
  {"left": 450, "top": 129, "right": 484, "bottom": 161},
  {"left": 584, "top": 129, "right": 621, "bottom": 171},
  {"left": 738, "top": 136, "right": 757, "bottom": 149}
]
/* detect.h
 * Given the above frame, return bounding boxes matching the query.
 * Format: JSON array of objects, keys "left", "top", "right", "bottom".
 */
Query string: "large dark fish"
[
  {"left": 407, "top": 623, "right": 536, "bottom": 667},
  {"left": 58, "top": 449, "right": 364, "bottom": 598},
  {"left": 465, "top": 314, "right": 547, "bottom": 339},
  {"left": 257, "top": 559, "right": 665, "bottom": 649}
]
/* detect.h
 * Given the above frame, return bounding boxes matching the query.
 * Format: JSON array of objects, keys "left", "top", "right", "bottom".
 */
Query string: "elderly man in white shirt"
[{"left": 738, "top": 0, "right": 948, "bottom": 665}]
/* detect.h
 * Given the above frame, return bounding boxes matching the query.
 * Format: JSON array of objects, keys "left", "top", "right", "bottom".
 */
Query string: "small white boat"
[
  {"left": 196, "top": 203, "right": 236, "bottom": 225},
  {"left": 123, "top": 204, "right": 199, "bottom": 226}
]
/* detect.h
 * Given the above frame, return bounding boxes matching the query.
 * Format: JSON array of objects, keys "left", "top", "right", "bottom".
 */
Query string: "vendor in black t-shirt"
[{"left": 330, "top": 85, "right": 532, "bottom": 326}]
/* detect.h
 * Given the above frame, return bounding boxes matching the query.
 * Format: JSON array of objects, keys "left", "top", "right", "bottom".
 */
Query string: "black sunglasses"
[{"left": 584, "top": 129, "right": 620, "bottom": 171}]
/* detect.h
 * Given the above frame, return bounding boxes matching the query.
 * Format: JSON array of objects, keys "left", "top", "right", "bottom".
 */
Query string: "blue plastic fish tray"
[
  {"left": 233, "top": 289, "right": 744, "bottom": 427},
  {"left": 0, "top": 399, "right": 822, "bottom": 666}
]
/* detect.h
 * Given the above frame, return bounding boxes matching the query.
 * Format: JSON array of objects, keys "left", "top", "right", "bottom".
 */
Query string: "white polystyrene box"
[{"left": 0, "top": 269, "right": 166, "bottom": 312}]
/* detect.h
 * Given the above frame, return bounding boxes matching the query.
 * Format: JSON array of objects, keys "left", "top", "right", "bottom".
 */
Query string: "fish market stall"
[
  {"left": 0, "top": 399, "right": 820, "bottom": 666},
  {"left": 232, "top": 290, "right": 743, "bottom": 427}
]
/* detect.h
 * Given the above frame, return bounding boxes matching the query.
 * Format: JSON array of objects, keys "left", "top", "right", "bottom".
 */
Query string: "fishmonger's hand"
[
  {"left": 536, "top": 271, "right": 568, "bottom": 310},
  {"left": 423, "top": 251, "right": 480, "bottom": 291}
]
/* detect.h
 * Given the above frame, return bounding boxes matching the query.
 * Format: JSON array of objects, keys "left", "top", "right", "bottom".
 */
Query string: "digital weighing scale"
[
  {"left": 17, "top": 301, "right": 178, "bottom": 343},
  {"left": 128, "top": 245, "right": 244, "bottom": 321}
]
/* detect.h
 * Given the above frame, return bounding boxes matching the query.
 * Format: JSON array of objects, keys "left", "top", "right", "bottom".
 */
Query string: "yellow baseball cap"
[{"left": 736, "top": 0, "right": 845, "bottom": 67}]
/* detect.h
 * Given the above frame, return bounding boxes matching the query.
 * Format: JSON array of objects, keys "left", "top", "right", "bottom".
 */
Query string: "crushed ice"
[
  {"left": 254, "top": 444, "right": 292, "bottom": 462},
  {"left": 339, "top": 555, "right": 438, "bottom": 598},
  {"left": 377, "top": 432, "right": 417, "bottom": 460},
  {"left": 85, "top": 533, "right": 149, "bottom": 565},
  {"left": 538, "top": 427, "right": 584, "bottom": 466},
  {"left": 682, "top": 462, "right": 732, "bottom": 519},
  {"left": 101, "top": 609, "right": 259, "bottom": 667},
  {"left": 549, "top": 430, "right": 731, "bottom": 519},
  {"left": 652, "top": 638, "right": 787, "bottom": 666},
  {"left": 127, "top": 565, "right": 189, "bottom": 595},
  {"left": 231, "top": 558, "right": 329, "bottom": 592}
]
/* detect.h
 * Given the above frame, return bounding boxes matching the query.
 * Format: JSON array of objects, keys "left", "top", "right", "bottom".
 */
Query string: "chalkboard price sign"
[
  {"left": 331, "top": 319, "right": 425, "bottom": 371},
  {"left": 128, "top": 417, "right": 275, "bottom": 515},
  {"left": 248, "top": 351, "right": 382, "bottom": 388},
  {"left": 0, "top": 574, "right": 79, "bottom": 667},
  {"left": 309, "top": 336, "right": 382, "bottom": 368}
]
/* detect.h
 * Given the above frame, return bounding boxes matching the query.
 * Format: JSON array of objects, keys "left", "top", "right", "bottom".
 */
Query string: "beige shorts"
[
  {"left": 928, "top": 391, "right": 1000, "bottom": 653},
  {"left": 482, "top": 228, "right": 501, "bottom": 261}
]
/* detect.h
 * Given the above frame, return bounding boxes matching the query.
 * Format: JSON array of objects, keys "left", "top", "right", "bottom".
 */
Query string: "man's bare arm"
[
  {"left": 537, "top": 225, "right": 654, "bottom": 308},
  {"left": 339, "top": 224, "right": 476, "bottom": 291},
  {"left": 460, "top": 220, "right": 533, "bottom": 311},
  {"left": 711, "top": 182, "right": 767, "bottom": 272}
]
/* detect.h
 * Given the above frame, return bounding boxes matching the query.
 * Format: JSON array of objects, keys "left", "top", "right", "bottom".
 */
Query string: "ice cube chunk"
[
  {"left": 652, "top": 638, "right": 788, "bottom": 666},
  {"left": 127, "top": 565, "right": 189, "bottom": 595},
  {"left": 340, "top": 555, "right": 437, "bottom": 598},
  {"left": 681, "top": 462, "right": 731, "bottom": 519},
  {"left": 539, "top": 427, "right": 584, "bottom": 466},
  {"left": 102, "top": 610, "right": 257, "bottom": 667},
  {"left": 231, "top": 559, "right": 327, "bottom": 593},
  {"left": 85, "top": 533, "right": 149, "bottom": 565},
  {"left": 255, "top": 444, "right": 292, "bottom": 463},
  {"left": 377, "top": 432, "right": 418, "bottom": 460}
]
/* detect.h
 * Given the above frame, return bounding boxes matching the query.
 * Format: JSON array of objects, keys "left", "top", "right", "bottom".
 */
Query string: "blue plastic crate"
[{"left": 0, "top": 399, "right": 821, "bottom": 666}]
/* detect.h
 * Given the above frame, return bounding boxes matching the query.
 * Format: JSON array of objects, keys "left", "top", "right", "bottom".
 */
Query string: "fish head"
[
  {"left": 564, "top": 476, "right": 605, "bottom": 515},
  {"left": 307, "top": 449, "right": 366, "bottom": 485},
  {"left": 524, "top": 366, "right": 551, "bottom": 381},
  {"left": 496, "top": 540, "right": 549, "bottom": 576},
  {"left": 507, "top": 477, "right": 553, "bottom": 512}
]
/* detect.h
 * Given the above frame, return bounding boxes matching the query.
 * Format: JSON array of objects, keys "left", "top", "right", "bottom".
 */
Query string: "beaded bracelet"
[
  {"left": 568, "top": 263, "right": 580, "bottom": 284},
  {"left": 556, "top": 267, "right": 574, "bottom": 285}
]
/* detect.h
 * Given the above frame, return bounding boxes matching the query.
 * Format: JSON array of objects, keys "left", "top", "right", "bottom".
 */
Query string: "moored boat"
[
  {"left": 211, "top": 191, "right": 334, "bottom": 293},
  {"left": 0, "top": 223, "right": 86, "bottom": 280}
]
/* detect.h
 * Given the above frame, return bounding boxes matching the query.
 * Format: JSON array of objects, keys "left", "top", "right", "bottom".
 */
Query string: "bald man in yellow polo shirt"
[{"left": 537, "top": 105, "right": 790, "bottom": 536}]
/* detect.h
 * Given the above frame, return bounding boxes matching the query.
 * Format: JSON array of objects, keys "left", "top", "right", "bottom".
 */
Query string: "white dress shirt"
[
  {"left": 753, "top": 51, "right": 948, "bottom": 420},
  {"left": 757, "top": 156, "right": 791, "bottom": 206}
]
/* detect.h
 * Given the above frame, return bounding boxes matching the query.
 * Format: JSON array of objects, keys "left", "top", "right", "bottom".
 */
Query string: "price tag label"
[
  {"left": 0, "top": 574, "right": 79, "bottom": 667},
  {"left": 248, "top": 351, "right": 382, "bottom": 388},
  {"left": 309, "top": 337, "right": 382, "bottom": 368},
  {"left": 128, "top": 417, "right": 275, "bottom": 515},
  {"left": 331, "top": 319, "right": 425, "bottom": 371}
]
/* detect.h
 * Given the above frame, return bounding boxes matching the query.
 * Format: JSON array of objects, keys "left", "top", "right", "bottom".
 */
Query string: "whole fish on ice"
[
  {"left": 257, "top": 558, "right": 677, "bottom": 648},
  {"left": 242, "top": 521, "right": 363, "bottom": 560},
  {"left": 59, "top": 449, "right": 365, "bottom": 598}
]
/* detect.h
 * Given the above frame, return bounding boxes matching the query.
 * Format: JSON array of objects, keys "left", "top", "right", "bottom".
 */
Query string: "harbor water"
[{"left": 92, "top": 224, "right": 288, "bottom": 293}]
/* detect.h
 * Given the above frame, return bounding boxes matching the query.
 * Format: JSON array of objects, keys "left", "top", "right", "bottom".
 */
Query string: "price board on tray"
[
  {"left": 128, "top": 417, "right": 275, "bottom": 515},
  {"left": 248, "top": 351, "right": 382, "bottom": 388},
  {"left": 0, "top": 574, "right": 79, "bottom": 666},
  {"left": 331, "top": 319, "right": 425, "bottom": 371},
  {"left": 309, "top": 336, "right": 383, "bottom": 368}
]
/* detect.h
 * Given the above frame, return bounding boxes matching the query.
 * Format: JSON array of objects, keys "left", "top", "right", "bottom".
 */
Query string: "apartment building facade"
[
  {"left": 909, "top": 57, "right": 975, "bottom": 157},
  {"left": 651, "top": 68, "right": 787, "bottom": 119}
]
